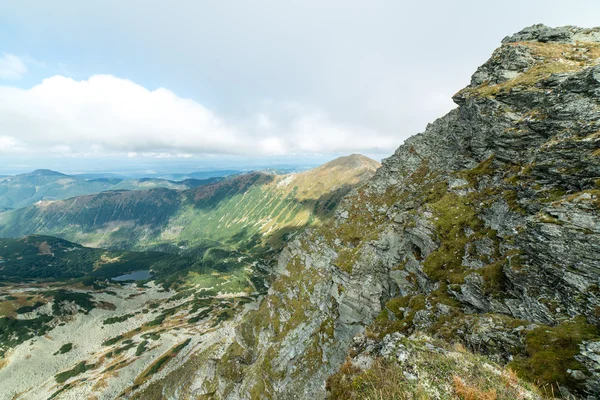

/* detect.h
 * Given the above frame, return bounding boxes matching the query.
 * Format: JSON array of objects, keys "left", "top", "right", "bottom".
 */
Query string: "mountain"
[
  {"left": 115, "top": 25, "right": 599, "bottom": 399},
  {"left": 0, "top": 155, "right": 380, "bottom": 252},
  {"left": 0, "top": 170, "right": 224, "bottom": 211},
  {"left": 155, "top": 169, "right": 242, "bottom": 180}
]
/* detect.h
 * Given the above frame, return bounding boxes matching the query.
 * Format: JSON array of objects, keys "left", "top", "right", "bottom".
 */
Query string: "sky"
[{"left": 0, "top": 0, "right": 599, "bottom": 174}]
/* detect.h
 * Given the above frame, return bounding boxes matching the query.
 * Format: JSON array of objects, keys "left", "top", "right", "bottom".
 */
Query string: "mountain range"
[
  {"left": 0, "top": 154, "right": 380, "bottom": 254},
  {"left": 0, "top": 168, "right": 228, "bottom": 211}
]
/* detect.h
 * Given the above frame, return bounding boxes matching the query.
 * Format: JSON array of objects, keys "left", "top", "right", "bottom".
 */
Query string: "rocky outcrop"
[{"left": 132, "top": 25, "right": 600, "bottom": 399}]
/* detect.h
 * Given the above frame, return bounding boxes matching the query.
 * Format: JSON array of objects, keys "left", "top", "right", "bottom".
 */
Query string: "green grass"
[{"left": 510, "top": 316, "right": 599, "bottom": 395}]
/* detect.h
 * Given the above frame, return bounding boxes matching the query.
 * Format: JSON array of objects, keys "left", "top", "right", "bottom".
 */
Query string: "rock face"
[{"left": 131, "top": 25, "right": 600, "bottom": 399}]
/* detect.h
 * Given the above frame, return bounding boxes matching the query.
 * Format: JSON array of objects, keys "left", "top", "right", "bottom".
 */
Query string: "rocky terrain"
[{"left": 120, "top": 24, "right": 600, "bottom": 400}]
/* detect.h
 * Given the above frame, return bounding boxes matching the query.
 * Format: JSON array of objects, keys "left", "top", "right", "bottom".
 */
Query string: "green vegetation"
[
  {"left": 145, "top": 314, "right": 166, "bottom": 327},
  {"left": 102, "top": 334, "right": 124, "bottom": 346},
  {"left": 510, "top": 317, "right": 599, "bottom": 395},
  {"left": 0, "top": 235, "right": 198, "bottom": 285},
  {"left": 15, "top": 301, "right": 44, "bottom": 314},
  {"left": 46, "top": 290, "right": 96, "bottom": 315},
  {"left": 113, "top": 342, "right": 136, "bottom": 356},
  {"left": 103, "top": 313, "right": 135, "bottom": 325},
  {"left": 135, "top": 340, "right": 149, "bottom": 356},
  {"left": 0, "top": 315, "right": 53, "bottom": 356},
  {"left": 55, "top": 361, "right": 95, "bottom": 383},
  {"left": 142, "top": 332, "right": 161, "bottom": 341},
  {"left": 54, "top": 343, "right": 73, "bottom": 355}
]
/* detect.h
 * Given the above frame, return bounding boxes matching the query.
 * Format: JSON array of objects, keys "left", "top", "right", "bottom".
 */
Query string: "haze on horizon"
[{"left": 1, "top": 0, "right": 599, "bottom": 174}]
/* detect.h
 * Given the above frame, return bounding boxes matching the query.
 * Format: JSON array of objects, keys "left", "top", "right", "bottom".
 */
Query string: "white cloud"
[
  {"left": 0, "top": 74, "right": 398, "bottom": 157},
  {"left": 0, "top": 136, "right": 20, "bottom": 151},
  {"left": 0, "top": 53, "right": 27, "bottom": 80}
]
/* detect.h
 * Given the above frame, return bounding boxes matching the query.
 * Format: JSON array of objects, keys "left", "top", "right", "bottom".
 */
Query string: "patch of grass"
[
  {"left": 453, "top": 376, "right": 497, "bottom": 400},
  {"left": 142, "top": 332, "right": 161, "bottom": 341},
  {"left": 479, "top": 261, "right": 507, "bottom": 295},
  {"left": 460, "top": 156, "right": 495, "bottom": 186},
  {"left": 423, "top": 191, "right": 484, "bottom": 284},
  {"left": 509, "top": 316, "right": 599, "bottom": 395}
]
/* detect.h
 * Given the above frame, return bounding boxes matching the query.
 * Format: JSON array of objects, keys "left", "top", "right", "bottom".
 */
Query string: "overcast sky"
[{"left": 0, "top": 0, "right": 599, "bottom": 174}]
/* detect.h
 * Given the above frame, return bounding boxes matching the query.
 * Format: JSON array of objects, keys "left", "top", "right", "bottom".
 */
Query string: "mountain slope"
[
  {"left": 0, "top": 235, "right": 196, "bottom": 281},
  {"left": 0, "top": 155, "right": 380, "bottom": 252},
  {"left": 0, "top": 169, "right": 223, "bottom": 211},
  {"left": 132, "top": 25, "right": 600, "bottom": 399}
]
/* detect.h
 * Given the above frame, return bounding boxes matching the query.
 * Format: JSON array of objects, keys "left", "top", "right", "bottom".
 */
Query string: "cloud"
[
  {"left": 0, "top": 53, "right": 27, "bottom": 80},
  {"left": 0, "top": 74, "right": 399, "bottom": 157},
  {"left": 0, "top": 136, "right": 20, "bottom": 151}
]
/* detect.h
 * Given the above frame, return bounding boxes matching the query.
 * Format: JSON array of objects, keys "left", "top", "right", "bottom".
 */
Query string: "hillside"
[
  {"left": 0, "top": 155, "right": 380, "bottom": 252},
  {"left": 0, "top": 169, "right": 224, "bottom": 211},
  {"left": 115, "top": 25, "right": 600, "bottom": 399},
  {"left": 0, "top": 235, "right": 198, "bottom": 282}
]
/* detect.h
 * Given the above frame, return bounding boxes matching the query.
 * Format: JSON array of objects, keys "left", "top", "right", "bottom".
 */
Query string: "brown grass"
[{"left": 453, "top": 376, "right": 497, "bottom": 400}]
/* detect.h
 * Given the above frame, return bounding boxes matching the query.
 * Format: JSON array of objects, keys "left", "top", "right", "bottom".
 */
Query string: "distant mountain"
[
  {"left": 0, "top": 170, "right": 223, "bottom": 210},
  {"left": 0, "top": 155, "right": 380, "bottom": 253},
  {"left": 26, "top": 169, "right": 67, "bottom": 177},
  {"left": 156, "top": 170, "right": 242, "bottom": 181}
]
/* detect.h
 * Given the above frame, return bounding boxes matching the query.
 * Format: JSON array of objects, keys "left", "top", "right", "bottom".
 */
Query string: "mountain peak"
[
  {"left": 319, "top": 154, "right": 381, "bottom": 172},
  {"left": 501, "top": 24, "right": 600, "bottom": 44},
  {"left": 27, "top": 169, "right": 67, "bottom": 177},
  {"left": 454, "top": 24, "right": 600, "bottom": 105}
]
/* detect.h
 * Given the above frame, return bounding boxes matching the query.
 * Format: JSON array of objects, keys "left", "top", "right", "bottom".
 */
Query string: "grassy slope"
[{"left": 0, "top": 155, "right": 380, "bottom": 254}]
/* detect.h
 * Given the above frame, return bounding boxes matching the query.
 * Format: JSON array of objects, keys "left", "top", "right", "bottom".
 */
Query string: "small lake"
[{"left": 112, "top": 270, "right": 152, "bottom": 281}]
